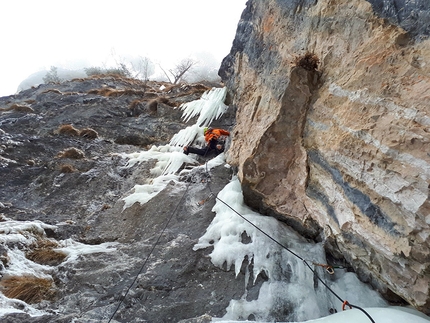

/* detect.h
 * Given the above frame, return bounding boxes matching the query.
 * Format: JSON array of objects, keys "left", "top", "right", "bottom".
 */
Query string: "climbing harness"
[{"left": 202, "top": 161, "right": 376, "bottom": 323}]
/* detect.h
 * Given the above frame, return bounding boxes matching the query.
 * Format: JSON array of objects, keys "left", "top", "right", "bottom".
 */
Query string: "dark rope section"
[
  {"left": 107, "top": 181, "right": 191, "bottom": 323},
  {"left": 204, "top": 163, "right": 376, "bottom": 323}
]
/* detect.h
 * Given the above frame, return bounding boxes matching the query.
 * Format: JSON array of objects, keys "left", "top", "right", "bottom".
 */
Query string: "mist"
[{"left": 0, "top": 0, "right": 246, "bottom": 97}]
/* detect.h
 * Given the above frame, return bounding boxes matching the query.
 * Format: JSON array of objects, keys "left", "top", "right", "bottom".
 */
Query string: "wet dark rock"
[{"left": 0, "top": 77, "right": 244, "bottom": 322}]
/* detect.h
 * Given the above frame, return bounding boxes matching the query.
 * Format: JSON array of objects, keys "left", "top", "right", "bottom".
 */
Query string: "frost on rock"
[{"left": 0, "top": 294, "right": 46, "bottom": 318}]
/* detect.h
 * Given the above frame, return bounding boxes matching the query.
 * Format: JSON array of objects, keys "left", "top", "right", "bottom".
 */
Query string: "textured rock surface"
[
  {"left": 220, "top": 0, "right": 430, "bottom": 313},
  {"left": 0, "top": 77, "right": 242, "bottom": 322}
]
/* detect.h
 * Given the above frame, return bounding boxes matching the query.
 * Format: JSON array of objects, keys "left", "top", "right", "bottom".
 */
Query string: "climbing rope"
[
  {"left": 107, "top": 180, "right": 191, "bottom": 323},
  {"left": 203, "top": 162, "right": 376, "bottom": 323}
]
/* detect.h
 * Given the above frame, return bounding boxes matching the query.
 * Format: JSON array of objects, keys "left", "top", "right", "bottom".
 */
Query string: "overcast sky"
[{"left": 0, "top": 0, "right": 246, "bottom": 97}]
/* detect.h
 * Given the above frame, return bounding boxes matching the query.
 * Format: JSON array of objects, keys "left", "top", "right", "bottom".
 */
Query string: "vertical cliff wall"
[{"left": 220, "top": 0, "right": 430, "bottom": 313}]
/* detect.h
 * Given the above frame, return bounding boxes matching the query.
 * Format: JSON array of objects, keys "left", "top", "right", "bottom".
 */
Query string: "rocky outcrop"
[
  {"left": 220, "top": 0, "right": 430, "bottom": 313},
  {"left": 0, "top": 76, "right": 242, "bottom": 322}
]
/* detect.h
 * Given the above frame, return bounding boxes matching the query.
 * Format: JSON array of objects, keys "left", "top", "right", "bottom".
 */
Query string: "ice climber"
[{"left": 183, "top": 127, "right": 230, "bottom": 156}]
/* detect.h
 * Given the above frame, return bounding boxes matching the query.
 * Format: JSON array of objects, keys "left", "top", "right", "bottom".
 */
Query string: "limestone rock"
[{"left": 220, "top": 0, "right": 430, "bottom": 313}]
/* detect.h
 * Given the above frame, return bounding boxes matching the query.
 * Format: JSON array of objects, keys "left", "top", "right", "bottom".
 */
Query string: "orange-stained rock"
[{"left": 220, "top": 0, "right": 430, "bottom": 313}]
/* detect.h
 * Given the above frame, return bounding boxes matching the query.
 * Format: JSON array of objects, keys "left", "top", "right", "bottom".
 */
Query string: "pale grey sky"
[{"left": 0, "top": 0, "right": 246, "bottom": 97}]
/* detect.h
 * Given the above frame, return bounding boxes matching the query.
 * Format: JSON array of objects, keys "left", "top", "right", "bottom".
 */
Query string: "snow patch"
[
  {"left": 122, "top": 174, "right": 183, "bottom": 210},
  {"left": 0, "top": 217, "right": 119, "bottom": 319},
  {"left": 57, "top": 239, "right": 118, "bottom": 264}
]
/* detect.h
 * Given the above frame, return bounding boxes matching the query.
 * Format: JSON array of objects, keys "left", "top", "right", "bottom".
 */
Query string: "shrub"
[
  {"left": 147, "top": 99, "right": 158, "bottom": 113},
  {"left": 56, "top": 147, "right": 85, "bottom": 159},
  {"left": 294, "top": 52, "right": 320, "bottom": 71},
  {"left": 84, "top": 66, "right": 131, "bottom": 78},
  {"left": 26, "top": 239, "right": 66, "bottom": 266},
  {"left": 0, "top": 275, "right": 56, "bottom": 303},
  {"left": 84, "top": 66, "right": 104, "bottom": 76},
  {"left": 79, "top": 128, "right": 98, "bottom": 139},
  {"left": 158, "top": 97, "right": 170, "bottom": 104},
  {"left": 59, "top": 164, "right": 76, "bottom": 173},
  {"left": 43, "top": 66, "right": 62, "bottom": 84},
  {"left": 56, "top": 124, "right": 80, "bottom": 136}
]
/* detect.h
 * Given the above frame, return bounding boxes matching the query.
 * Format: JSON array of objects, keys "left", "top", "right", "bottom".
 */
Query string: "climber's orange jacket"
[{"left": 204, "top": 128, "right": 230, "bottom": 143}]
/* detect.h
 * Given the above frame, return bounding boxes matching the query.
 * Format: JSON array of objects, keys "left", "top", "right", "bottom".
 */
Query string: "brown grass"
[
  {"left": 294, "top": 52, "right": 320, "bottom": 71},
  {"left": 87, "top": 74, "right": 148, "bottom": 87},
  {"left": 88, "top": 88, "right": 147, "bottom": 97},
  {"left": 129, "top": 99, "right": 143, "bottom": 111},
  {"left": 88, "top": 73, "right": 125, "bottom": 80},
  {"left": 0, "top": 275, "right": 56, "bottom": 303},
  {"left": 56, "top": 147, "right": 85, "bottom": 159},
  {"left": 79, "top": 128, "right": 98, "bottom": 139},
  {"left": 147, "top": 99, "right": 158, "bottom": 113},
  {"left": 59, "top": 164, "right": 76, "bottom": 173},
  {"left": 120, "top": 89, "right": 146, "bottom": 96},
  {"left": 87, "top": 88, "right": 116, "bottom": 96},
  {"left": 167, "top": 84, "right": 210, "bottom": 98},
  {"left": 100, "top": 204, "right": 111, "bottom": 211},
  {"left": 190, "top": 83, "right": 210, "bottom": 92},
  {"left": 162, "top": 84, "right": 178, "bottom": 92},
  {"left": 158, "top": 97, "right": 170, "bottom": 104},
  {"left": 10, "top": 104, "right": 34, "bottom": 113},
  {"left": 26, "top": 239, "right": 67, "bottom": 266},
  {"left": 42, "top": 89, "right": 62, "bottom": 94},
  {"left": 56, "top": 124, "right": 80, "bottom": 136}
]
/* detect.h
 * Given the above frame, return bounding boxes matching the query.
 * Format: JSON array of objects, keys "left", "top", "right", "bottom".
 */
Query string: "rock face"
[
  {"left": 0, "top": 76, "right": 242, "bottom": 322},
  {"left": 220, "top": 0, "right": 430, "bottom": 313}
]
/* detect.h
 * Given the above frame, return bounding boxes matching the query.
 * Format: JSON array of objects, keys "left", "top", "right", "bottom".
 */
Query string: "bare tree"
[
  {"left": 160, "top": 58, "right": 197, "bottom": 84},
  {"left": 43, "top": 66, "right": 62, "bottom": 84},
  {"left": 131, "top": 56, "right": 155, "bottom": 81},
  {"left": 108, "top": 49, "right": 132, "bottom": 77}
]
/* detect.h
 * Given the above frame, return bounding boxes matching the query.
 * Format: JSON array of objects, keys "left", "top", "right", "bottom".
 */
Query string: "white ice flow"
[
  {"left": 194, "top": 178, "right": 430, "bottom": 323},
  {"left": 179, "top": 87, "right": 228, "bottom": 126}
]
